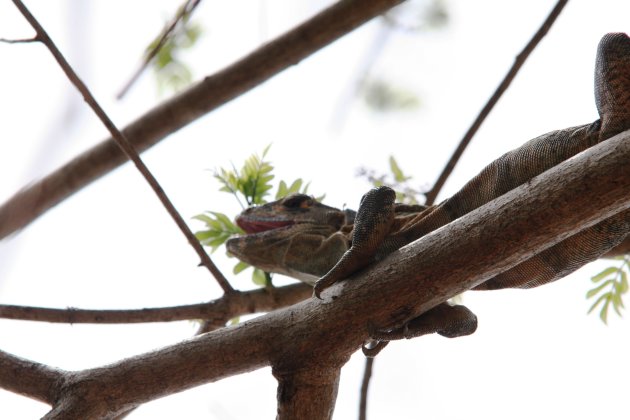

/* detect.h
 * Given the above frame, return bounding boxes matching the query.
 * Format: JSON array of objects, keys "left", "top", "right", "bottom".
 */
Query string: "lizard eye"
[{"left": 282, "top": 194, "right": 313, "bottom": 209}]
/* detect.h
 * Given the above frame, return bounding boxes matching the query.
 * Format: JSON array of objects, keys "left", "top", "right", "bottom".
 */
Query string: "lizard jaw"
[{"left": 235, "top": 217, "right": 294, "bottom": 234}]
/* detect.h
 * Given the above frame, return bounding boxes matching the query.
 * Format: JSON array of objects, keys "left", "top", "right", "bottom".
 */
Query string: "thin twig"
[
  {"left": 0, "top": 283, "right": 310, "bottom": 324},
  {"left": 116, "top": 0, "right": 202, "bottom": 99},
  {"left": 11, "top": 0, "right": 234, "bottom": 294},
  {"left": 358, "top": 357, "right": 374, "bottom": 420},
  {"left": 0, "top": 37, "right": 37, "bottom": 44},
  {"left": 423, "top": 0, "right": 569, "bottom": 205}
]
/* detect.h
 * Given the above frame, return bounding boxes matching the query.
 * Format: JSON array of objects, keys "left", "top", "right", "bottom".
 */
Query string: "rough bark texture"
[{"left": 274, "top": 365, "right": 342, "bottom": 420}]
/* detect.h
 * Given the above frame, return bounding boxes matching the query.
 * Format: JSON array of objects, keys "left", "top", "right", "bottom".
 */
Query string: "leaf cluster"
[{"left": 194, "top": 146, "right": 319, "bottom": 285}]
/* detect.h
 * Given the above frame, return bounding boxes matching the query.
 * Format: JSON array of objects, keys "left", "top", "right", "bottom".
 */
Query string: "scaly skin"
[{"left": 228, "top": 33, "right": 630, "bottom": 355}]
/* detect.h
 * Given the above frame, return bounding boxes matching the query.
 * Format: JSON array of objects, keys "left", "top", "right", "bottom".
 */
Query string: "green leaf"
[
  {"left": 233, "top": 261, "right": 250, "bottom": 275},
  {"left": 276, "top": 180, "right": 288, "bottom": 198},
  {"left": 612, "top": 293, "right": 624, "bottom": 316},
  {"left": 194, "top": 230, "right": 220, "bottom": 241},
  {"left": 619, "top": 270, "right": 628, "bottom": 293},
  {"left": 252, "top": 268, "right": 268, "bottom": 286},
  {"left": 599, "top": 298, "right": 610, "bottom": 324},
  {"left": 586, "top": 280, "right": 614, "bottom": 299},
  {"left": 587, "top": 293, "right": 609, "bottom": 314},
  {"left": 275, "top": 178, "right": 309, "bottom": 198},
  {"left": 591, "top": 267, "right": 619, "bottom": 283},
  {"left": 193, "top": 211, "right": 242, "bottom": 252},
  {"left": 389, "top": 156, "right": 410, "bottom": 183}
]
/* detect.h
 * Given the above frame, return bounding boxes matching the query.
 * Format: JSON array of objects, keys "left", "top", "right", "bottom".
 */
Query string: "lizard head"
[
  {"left": 226, "top": 194, "right": 353, "bottom": 283},
  {"left": 234, "top": 193, "right": 348, "bottom": 233}
]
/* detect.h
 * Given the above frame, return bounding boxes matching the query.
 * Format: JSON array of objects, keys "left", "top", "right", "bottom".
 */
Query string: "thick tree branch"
[
  {"left": 0, "top": 0, "right": 405, "bottom": 241},
  {"left": 11, "top": 0, "right": 234, "bottom": 293},
  {"left": 0, "top": 283, "right": 310, "bottom": 324},
  {"left": 424, "top": 0, "right": 568, "bottom": 205},
  {"left": 0, "top": 349, "right": 64, "bottom": 404},
  {"left": 274, "top": 365, "right": 342, "bottom": 420},
  {"left": 12, "top": 128, "right": 628, "bottom": 419}
]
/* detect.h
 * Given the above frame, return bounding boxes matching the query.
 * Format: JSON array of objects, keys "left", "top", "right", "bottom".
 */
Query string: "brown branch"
[
  {"left": 423, "top": 0, "right": 569, "bottom": 205},
  {"left": 0, "top": 0, "right": 404, "bottom": 241},
  {"left": 116, "top": 0, "right": 203, "bottom": 99},
  {"left": 11, "top": 0, "right": 234, "bottom": 294},
  {"left": 0, "top": 37, "right": 37, "bottom": 44},
  {"left": 26, "top": 128, "right": 630, "bottom": 418},
  {"left": 274, "top": 365, "right": 342, "bottom": 420},
  {"left": 0, "top": 348, "right": 64, "bottom": 404},
  {"left": 358, "top": 357, "right": 374, "bottom": 420},
  {"left": 0, "top": 283, "right": 310, "bottom": 323}
]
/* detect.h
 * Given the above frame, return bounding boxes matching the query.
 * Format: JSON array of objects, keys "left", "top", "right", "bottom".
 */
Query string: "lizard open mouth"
[{"left": 236, "top": 217, "right": 294, "bottom": 234}]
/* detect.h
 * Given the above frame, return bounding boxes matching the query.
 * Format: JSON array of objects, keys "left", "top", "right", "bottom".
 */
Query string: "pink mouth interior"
[{"left": 236, "top": 218, "right": 294, "bottom": 234}]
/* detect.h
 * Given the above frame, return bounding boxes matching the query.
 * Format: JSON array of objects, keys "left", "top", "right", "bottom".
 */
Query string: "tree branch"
[
  {"left": 0, "top": 349, "right": 64, "bottom": 404},
  {"left": 0, "top": 283, "right": 310, "bottom": 323},
  {"left": 0, "top": 0, "right": 405, "bottom": 241},
  {"left": 423, "top": 0, "right": 569, "bottom": 205},
  {"left": 9, "top": 127, "right": 629, "bottom": 419},
  {"left": 11, "top": 0, "right": 234, "bottom": 293},
  {"left": 358, "top": 357, "right": 374, "bottom": 420}
]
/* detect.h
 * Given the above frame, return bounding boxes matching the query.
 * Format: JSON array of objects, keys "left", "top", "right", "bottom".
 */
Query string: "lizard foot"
[
  {"left": 366, "top": 302, "right": 478, "bottom": 348},
  {"left": 313, "top": 186, "right": 397, "bottom": 299}
]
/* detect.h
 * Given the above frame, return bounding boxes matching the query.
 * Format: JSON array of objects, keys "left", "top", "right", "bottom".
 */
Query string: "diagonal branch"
[
  {"left": 0, "top": 0, "right": 405, "bottom": 241},
  {"left": 0, "top": 283, "right": 310, "bottom": 323},
  {"left": 423, "top": 0, "right": 569, "bottom": 205},
  {"left": 11, "top": 0, "right": 234, "bottom": 294},
  {"left": 24, "top": 127, "right": 630, "bottom": 419}
]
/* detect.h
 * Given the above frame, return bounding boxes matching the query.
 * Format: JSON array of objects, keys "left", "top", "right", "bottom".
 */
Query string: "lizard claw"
[
  {"left": 312, "top": 277, "right": 333, "bottom": 299},
  {"left": 361, "top": 340, "right": 389, "bottom": 358}
]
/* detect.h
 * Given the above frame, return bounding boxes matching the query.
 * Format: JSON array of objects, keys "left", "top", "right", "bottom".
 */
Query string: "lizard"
[
  {"left": 227, "top": 32, "right": 630, "bottom": 355},
  {"left": 227, "top": 195, "right": 476, "bottom": 354}
]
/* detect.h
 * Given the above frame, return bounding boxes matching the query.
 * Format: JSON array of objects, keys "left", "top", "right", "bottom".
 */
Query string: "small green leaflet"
[{"left": 193, "top": 211, "right": 242, "bottom": 252}]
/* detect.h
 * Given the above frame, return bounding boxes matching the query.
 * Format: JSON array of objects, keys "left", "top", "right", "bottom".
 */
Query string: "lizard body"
[{"left": 227, "top": 33, "right": 630, "bottom": 354}]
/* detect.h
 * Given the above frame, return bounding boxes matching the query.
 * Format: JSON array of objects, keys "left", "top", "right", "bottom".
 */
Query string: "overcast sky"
[{"left": 0, "top": 0, "right": 629, "bottom": 418}]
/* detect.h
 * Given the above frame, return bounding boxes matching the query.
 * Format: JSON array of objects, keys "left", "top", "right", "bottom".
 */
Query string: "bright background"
[{"left": 0, "top": 0, "right": 628, "bottom": 419}]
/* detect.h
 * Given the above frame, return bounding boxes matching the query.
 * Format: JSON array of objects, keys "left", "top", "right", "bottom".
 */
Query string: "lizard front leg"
[
  {"left": 362, "top": 303, "right": 478, "bottom": 357},
  {"left": 313, "top": 186, "right": 396, "bottom": 298}
]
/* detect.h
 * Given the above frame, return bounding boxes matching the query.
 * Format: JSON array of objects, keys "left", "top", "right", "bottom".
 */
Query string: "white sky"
[{"left": 0, "top": 0, "right": 629, "bottom": 419}]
